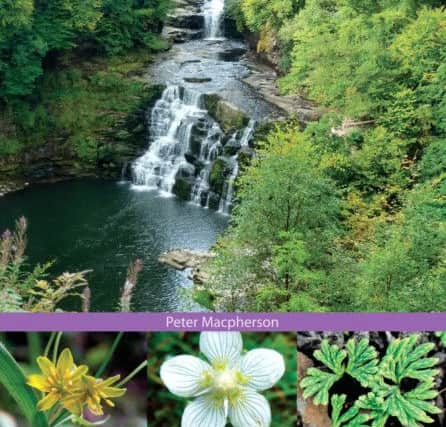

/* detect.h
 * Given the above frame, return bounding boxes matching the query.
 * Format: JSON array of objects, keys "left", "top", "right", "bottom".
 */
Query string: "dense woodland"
[
  {"left": 204, "top": 0, "right": 446, "bottom": 312},
  {"left": 0, "top": 0, "right": 169, "bottom": 160}
]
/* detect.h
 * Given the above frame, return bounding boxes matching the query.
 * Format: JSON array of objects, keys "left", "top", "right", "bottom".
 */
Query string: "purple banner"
[{"left": 0, "top": 313, "right": 445, "bottom": 332}]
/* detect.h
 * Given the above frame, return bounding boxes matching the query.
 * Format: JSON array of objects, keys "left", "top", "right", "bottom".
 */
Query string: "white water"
[
  {"left": 190, "top": 123, "right": 223, "bottom": 207},
  {"left": 203, "top": 0, "right": 226, "bottom": 39},
  {"left": 218, "top": 120, "right": 256, "bottom": 214},
  {"left": 132, "top": 86, "right": 205, "bottom": 194}
]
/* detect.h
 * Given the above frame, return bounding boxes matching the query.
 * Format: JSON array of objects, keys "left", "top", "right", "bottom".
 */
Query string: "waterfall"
[
  {"left": 190, "top": 123, "right": 223, "bottom": 207},
  {"left": 132, "top": 86, "right": 205, "bottom": 195},
  {"left": 203, "top": 0, "right": 225, "bottom": 39},
  {"left": 132, "top": 85, "right": 254, "bottom": 214},
  {"left": 218, "top": 120, "right": 256, "bottom": 214}
]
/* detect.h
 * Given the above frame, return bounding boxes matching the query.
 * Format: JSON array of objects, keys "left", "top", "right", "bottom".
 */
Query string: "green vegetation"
[
  {"left": 0, "top": 217, "right": 89, "bottom": 312},
  {"left": 0, "top": 0, "right": 170, "bottom": 166},
  {"left": 204, "top": 0, "right": 446, "bottom": 312},
  {"left": 300, "top": 335, "right": 441, "bottom": 427}
]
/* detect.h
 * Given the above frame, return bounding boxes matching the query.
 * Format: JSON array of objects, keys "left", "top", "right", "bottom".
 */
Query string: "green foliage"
[
  {"left": 0, "top": 218, "right": 89, "bottom": 312},
  {"left": 0, "top": 342, "right": 48, "bottom": 427},
  {"left": 301, "top": 335, "right": 441, "bottom": 427},
  {"left": 0, "top": 0, "right": 169, "bottom": 98},
  {"left": 203, "top": 125, "right": 340, "bottom": 311},
  {"left": 208, "top": 0, "right": 446, "bottom": 313},
  {"left": 92, "top": 0, "right": 170, "bottom": 55},
  {"left": 301, "top": 338, "right": 377, "bottom": 405}
]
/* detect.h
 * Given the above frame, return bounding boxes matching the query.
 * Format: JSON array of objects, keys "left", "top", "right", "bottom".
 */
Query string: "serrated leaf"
[
  {"left": 331, "top": 394, "right": 373, "bottom": 427},
  {"left": 301, "top": 367, "right": 339, "bottom": 405},
  {"left": 345, "top": 338, "right": 379, "bottom": 387},
  {"left": 0, "top": 342, "right": 48, "bottom": 427},
  {"left": 380, "top": 335, "right": 439, "bottom": 384},
  {"left": 314, "top": 340, "right": 346, "bottom": 376}
]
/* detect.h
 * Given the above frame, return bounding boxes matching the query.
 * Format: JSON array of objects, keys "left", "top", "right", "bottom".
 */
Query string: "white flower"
[{"left": 160, "top": 332, "right": 285, "bottom": 427}]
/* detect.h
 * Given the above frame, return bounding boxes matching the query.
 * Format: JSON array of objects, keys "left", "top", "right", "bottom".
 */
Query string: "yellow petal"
[
  {"left": 102, "top": 386, "right": 126, "bottom": 398},
  {"left": 101, "top": 375, "right": 121, "bottom": 387},
  {"left": 62, "top": 397, "right": 84, "bottom": 416},
  {"left": 72, "top": 365, "right": 89, "bottom": 382},
  {"left": 36, "top": 356, "right": 56, "bottom": 377},
  {"left": 56, "top": 348, "right": 74, "bottom": 374},
  {"left": 37, "top": 392, "right": 59, "bottom": 411},
  {"left": 27, "top": 374, "right": 50, "bottom": 392}
]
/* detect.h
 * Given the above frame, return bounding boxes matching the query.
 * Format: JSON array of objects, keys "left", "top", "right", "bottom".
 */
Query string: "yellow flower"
[
  {"left": 27, "top": 348, "right": 88, "bottom": 413},
  {"left": 80, "top": 375, "right": 126, "bottom": 416}
]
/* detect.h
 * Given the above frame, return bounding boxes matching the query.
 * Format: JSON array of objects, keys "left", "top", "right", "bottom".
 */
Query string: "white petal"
[
  {"left": 200, "top": 332, "right": 243, "bottom": 366},
  {"left": 229, "top": 388, "right": 271, "bottom": 427},
  {"left": 160, "top": 355, "right": 211, "bottom": 398},
  {"left": 239, "top": 349, "right": 285, "bottom": 391},
  {"left": 181, "top": 395, "right": 227, "bottom": 427}
]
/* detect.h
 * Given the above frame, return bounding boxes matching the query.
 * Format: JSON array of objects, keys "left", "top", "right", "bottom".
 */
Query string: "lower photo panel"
[
  {"left": 148, "top": 332, "right": 297, "bottom": 427},
  {"left": 0, "top": 332, "right": 147, "bottom": 427},
  {"left": 297, "top": 332, "right": 446, "bottom": 427}
]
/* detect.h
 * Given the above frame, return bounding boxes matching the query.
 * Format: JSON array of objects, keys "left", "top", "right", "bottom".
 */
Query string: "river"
[{"left": 0, "top": 0, "right": 280, "bottom": 312}]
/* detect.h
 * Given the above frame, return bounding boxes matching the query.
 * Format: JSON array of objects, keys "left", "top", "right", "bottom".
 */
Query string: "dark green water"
[{"left": 0, "top": 179, "right": 228, "bottom": 312}]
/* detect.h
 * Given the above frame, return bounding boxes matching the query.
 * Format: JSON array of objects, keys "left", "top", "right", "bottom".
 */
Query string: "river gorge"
[{"left": 0, "top": 0, "right": 291, "bottom": 311}]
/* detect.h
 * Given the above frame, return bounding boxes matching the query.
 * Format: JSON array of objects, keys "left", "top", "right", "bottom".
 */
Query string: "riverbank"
[{"left": 0, "top": 49, "right": 166, "bottom": 197}]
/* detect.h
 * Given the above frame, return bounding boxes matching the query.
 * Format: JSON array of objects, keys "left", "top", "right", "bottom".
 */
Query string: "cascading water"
[
  {"left": 190, "top": 123, "right": 223, "bottom": 207},
  {"left": 203, "top": 0, "right": 226, "bottom": 39},
  {"left": 218, "top": 120, "right": 256, "bottom": 214},
  {"left": 131, "top": 0, "right": 256, "bottom": 213},
  {"left": 132, "top": 86, "right": 205, "bottom": 194}
]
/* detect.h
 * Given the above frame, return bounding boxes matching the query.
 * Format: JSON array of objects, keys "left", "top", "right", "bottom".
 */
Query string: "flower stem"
[
  {"left": 117, "top": 360, "right": 148, "bottom": 387},
  {"left": 52, "top": 415, "right": 72, "bottom": 427},
  {"left": 95, "top": 332, "right": 124, "bottom": 378},
  {"left": 52, "top": 332, "right": 63, "bottom": 363},
  {"left": 44, "top": 332, "right": 56, "bottom": 357}
]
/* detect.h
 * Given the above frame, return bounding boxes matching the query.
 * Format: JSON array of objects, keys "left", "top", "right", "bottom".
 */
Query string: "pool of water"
[{"left": 0, "top": 180, "right": 228, "bottom": 312}]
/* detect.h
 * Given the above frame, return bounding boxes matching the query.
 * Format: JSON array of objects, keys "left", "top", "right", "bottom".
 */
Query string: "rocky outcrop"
[
  {"left": 203, "top": 94, "right": 249, "bottom": 133},
  {"left": 242, "top": 55, "right": 320, "bottom": 123},
  {"left": 163, "top": 0, "right": 205, "bottom": 43},
  {"left": 159, "top": 249, "right": 215, "bottom": 283}
]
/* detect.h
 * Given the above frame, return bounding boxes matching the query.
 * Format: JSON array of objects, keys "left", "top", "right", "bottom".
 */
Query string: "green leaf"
[
  {"left": 380, "top": 335, "right": 439, "bottom": 384},
  {"left": 345, "top": 338, "right": 379, "bottom": 387},
  {"left": 331, "top": 394, "right": 372, "bottom": 427},
  {"left": 314, "top": 340, "right": 347, "bottom": 376},
  {"left": 301, "top": 367, "right": 340, "bottom": 405},
  {"left": 0, "top": 341, "right": 48, "bottom": 427}
]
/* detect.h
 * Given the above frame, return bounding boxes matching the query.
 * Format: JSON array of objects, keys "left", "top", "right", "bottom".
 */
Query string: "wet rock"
[
  {"left": 176, "top": 163, "right": 196, "bottom": 179},
  {"left": 204, "top": 94, "right": 249, "bottom": 133},
  {"left": 184, "top": 77, "right": 213, "bottom": 83},
  {"left": 298, "top": 352, "right": 332, "bottom": 427},
  {"left": 159, "top": 249, "right": 215, "bottom": 271},
  {"left": 223, "top": 137, "right": 242, "bottom": 156},
  {"left": 162, "top": 26, "right": 203, "bottom": 44},
  {"left": 166, "top": 10, "right": 204, "bottom": 30},
  {"left": 209, "top": 157, "right": 232, "bottom": 194},
  {"left": 173, "top": 176, "right": 193, "bottom": 200},
  {"left": 207, "top": 191, "right": 221, "bottom": 211},
  {"left": 218, "top": 47, "right": 247, "bottom": 62}
]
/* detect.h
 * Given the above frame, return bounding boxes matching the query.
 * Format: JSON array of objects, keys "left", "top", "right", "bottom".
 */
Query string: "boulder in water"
[
  {"left": 184, "top": 77, "right": 213, "bottom": 83},
  {"left": 209, "top": 157, "right": 232, "bottom": 194},
  {"left": 159, "top": 249, "right": 215, "bottom": 271},
  {"left": 173, "top": 176, "right": 193, "bottom": 201},
  {"left": 204, "top": 94, "right": 249, "bottom": 133}
]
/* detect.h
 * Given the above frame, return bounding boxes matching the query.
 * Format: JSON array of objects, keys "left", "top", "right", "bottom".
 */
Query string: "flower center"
[{"left": 213, "top": 368, "right": 237, "bottom": 393}]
